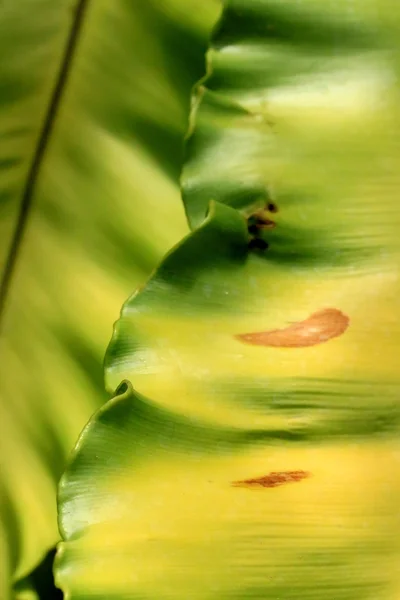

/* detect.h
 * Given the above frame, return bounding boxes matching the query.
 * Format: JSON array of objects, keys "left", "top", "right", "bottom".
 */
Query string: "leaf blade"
[
  {"left": 0, "top": 0, "right": 217, "bottom": 585},
  {"left": 56, "top": 0, "right": 400, "bottom": 598},
  {"left": 57, "top": 198, "right": 400, "bottom": 598}
]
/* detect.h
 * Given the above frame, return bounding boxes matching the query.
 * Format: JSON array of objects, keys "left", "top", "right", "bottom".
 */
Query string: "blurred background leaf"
[{"left": 0, "top": 0, "right": 220, "bottom": 596}]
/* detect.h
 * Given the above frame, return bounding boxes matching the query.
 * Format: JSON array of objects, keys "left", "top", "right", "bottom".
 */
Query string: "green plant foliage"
[
  {"left": 56, "top": 0, "right": 400, "bottom": 598},
  {"left": 57, "top": 201, "right": 400, "bottom": 600},
  {"left": 182, "top": 0, "right": 400, "bottom": 235},
  {"left": 0, "top": 0, "right": 219, "bottom": 595}
]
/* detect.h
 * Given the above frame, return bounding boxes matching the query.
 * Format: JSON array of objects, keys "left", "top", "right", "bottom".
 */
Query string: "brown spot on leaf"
[
  {"left": 252, "top": 209, "right": 276, "bottom": 228},
  {"left": 232, "top": 470, "right": 310, "bottom": 489},
  {"left": 236, "top": 308, "right": 349, "bottom": 348},
  {"left": 255, "top": 218, "right": 276, "bottom": 230}
]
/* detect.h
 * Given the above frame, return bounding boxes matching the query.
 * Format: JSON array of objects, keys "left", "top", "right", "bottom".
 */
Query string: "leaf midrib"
[{"left": 0, "top": 0, "right": 89, "bottom": 327}]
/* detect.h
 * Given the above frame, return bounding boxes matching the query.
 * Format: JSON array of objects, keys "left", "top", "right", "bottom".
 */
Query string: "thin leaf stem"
[{"left": 0, "top": 0, "right": 89, "bottom": 326}]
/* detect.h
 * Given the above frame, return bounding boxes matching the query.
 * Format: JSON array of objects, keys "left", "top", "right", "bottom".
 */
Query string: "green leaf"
[
  {"left": 182, "top": 0, "right": 400, "bottom": 234},
  {"left": 0, "top": 0, "right": 218, "bottom": 590},
  {"left": 57, "top": 204, "right": 400, "bottom": 598},
  {"left": 56, "top": 1, "right": 400, "bottom": 599}
]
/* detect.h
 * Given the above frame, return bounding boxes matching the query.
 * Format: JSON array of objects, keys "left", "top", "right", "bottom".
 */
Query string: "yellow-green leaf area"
[
  {"left": 57, "top": 201, "right": 400, "bottom": 599},
  {"left": 56, "top": 0, "right": 400, "bottom": 597}
]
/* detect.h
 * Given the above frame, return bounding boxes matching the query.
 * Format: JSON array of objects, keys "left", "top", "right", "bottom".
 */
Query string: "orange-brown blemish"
[
  {"left": 232, "top": 470, "right": 310, "bottom": 489},
  {"left": 236, "top": 308, "right": 349, "bottom": 348},
  {"left": 255, "top": 218, "right": 276, "bottom": 230},
  {"left": 253, "top": 209, "right": 276, "bottom": 229}
]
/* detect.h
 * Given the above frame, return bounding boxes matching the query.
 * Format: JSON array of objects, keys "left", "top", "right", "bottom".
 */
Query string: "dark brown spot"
[
  {"left": 248, "top": 220, "right": 275, "bottom": 235},
  {"left": 232, "top": 470, "right": 310, "bottom": 489},
  {"left": 256, "top": 218, "right": 276, "bottom": 230},
  {"left": 252, "top": 208, "right": 276, "bottom": 226},
  {"left": 248, "top": 238, "right": 269, "bottom": 251},
  {"left": 267, "top": 202, "right": 278, "bottom": 213},
  {"left": 248, "top": 224, "right": 259, "bottom": 235},
  {"left": 236, "top": 308, "right": 349, "bottom": 348}
]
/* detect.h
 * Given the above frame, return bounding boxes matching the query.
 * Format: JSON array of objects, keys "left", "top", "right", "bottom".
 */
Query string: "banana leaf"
[
  {"left": 0, "top": 0, "right": 219, "bottom": 595},
  {"left": 56, "top": 1, "right": 400, "bottom": 599}
]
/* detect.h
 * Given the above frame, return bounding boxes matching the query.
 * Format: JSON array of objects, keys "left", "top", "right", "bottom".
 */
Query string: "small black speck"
[
  {"left": 248, "top": 224, "right": 259, "bottom": 235},
  {"left": 248, "top": 238, "right": 269, "bottom": 251},
  {"left": 267, "top": 202, "right": 278, "bottom": 213}
]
